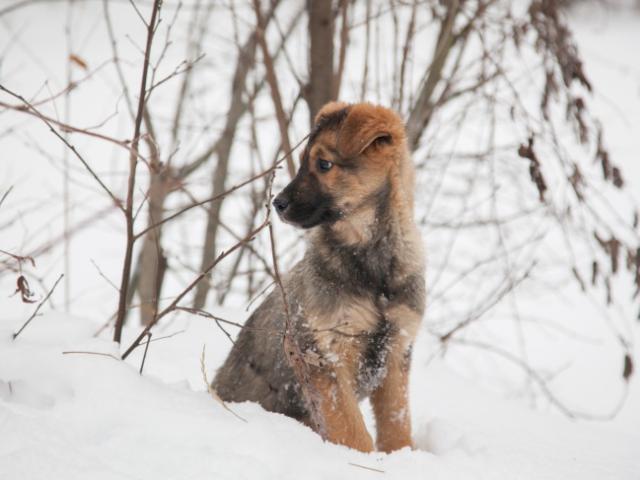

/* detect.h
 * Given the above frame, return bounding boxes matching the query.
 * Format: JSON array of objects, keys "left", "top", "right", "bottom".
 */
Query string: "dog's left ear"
[
  {"left": 314, "top": 101, "right": 349, "bottom": 126},
  {"left": 336, "top": 104, "right": 401, "bottom": 159}
]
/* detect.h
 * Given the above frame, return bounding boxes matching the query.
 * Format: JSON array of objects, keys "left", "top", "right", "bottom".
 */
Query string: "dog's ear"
[
  {"left": 336, "top": 104, "right": 402, "bottom": 159},
  {"left": 314, "top": 101, "right": 349, "bottom": 126}
]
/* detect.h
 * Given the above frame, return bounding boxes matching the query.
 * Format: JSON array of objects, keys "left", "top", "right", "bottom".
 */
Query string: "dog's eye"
[{"left": 317, "top": 159, "right": 333, "bottom": 172}]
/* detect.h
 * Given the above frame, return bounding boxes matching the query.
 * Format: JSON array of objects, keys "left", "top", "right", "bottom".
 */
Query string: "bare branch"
[
  {"left": 113, "top": 0, "right": 163, "bottom": 344},
  {"left": 139, "top": 332, "right": 152, "bottom": 374},
  {"left": 0, "top": 85, "right": 124, "bottom": 210},
  {"left": 121, "top": 219, "right": 270, "bottom": 360},
  {"left": 252, "top": 0, "right": 296, "bottom": 178},
  {"left": 62, "top": 350, "right": 120, "bottom": 361}
]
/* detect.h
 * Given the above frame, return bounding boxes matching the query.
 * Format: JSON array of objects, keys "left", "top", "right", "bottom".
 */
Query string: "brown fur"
[{"left": 213, "top": 102, "right": 426, "bottom": 452}]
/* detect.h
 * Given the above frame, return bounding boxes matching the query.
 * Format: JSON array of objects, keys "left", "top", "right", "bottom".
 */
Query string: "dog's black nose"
[{"left": 273, "top": 195, "right": 289, "bottom": 213}]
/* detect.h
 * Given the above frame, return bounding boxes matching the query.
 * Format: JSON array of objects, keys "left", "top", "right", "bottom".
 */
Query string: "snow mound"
[{"left": 0, "top": 313, "right": 637, "bottom": 480}]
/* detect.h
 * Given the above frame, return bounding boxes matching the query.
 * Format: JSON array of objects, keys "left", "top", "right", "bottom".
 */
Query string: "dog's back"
[{"left": 213, "top": 265, "right": 308, "bottom": 421}]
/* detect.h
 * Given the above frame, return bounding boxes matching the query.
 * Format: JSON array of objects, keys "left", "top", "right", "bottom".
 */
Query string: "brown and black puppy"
[{"left": 213, "top": 101, "right": 425, "bottom": 453}]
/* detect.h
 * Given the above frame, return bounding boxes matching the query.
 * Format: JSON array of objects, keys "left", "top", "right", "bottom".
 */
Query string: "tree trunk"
[
  {"left": 137, "top": 156, "right": 168, "bottom": 326},
  {"left": 307, "top": 0, "right": 335, "bottom": 126},
  {"left": 405, "top": 0, "right": 461, "bottom": 150}
]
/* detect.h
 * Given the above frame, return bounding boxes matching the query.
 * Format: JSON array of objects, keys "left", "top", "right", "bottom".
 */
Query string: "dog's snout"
[{"left": 273, "top": 195, "right": 289, "bottom": 213}]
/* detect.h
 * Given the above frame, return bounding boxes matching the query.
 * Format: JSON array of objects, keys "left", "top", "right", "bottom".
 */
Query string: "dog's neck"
[
  {"left": 327, "top": 180, "right": 392, "bottom": 246},
  {"left": 319, "top": 156, "right": 415, "bottom": 248},
  {"left": 307, "top": 168, "right": 417, "bottom": 293}
]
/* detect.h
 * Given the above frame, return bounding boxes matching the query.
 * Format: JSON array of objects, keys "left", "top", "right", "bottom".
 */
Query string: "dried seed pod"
[{"left": 623, "top": 354, "right": 634, "bottom": 382}]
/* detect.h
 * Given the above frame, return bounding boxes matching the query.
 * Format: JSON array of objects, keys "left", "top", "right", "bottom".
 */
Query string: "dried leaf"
[
  {"left": 593, "top": 233, "right": 620, "bottom": 274},
  {"left": 610, "top": 238, "right": 620, "bottom": 274},
  {"left": 623, "top": 354, "right": 633, "bottom": 381},
  {"left": 634, "top": 248, "right": 640, "bottom": 299},
  {"left": 69, "top": 54, "right": 88, "bottom": 70},
  {"left": 593, "top": 231, "right": 606, "bottom": 249},
  {"left": 569, "top": 164, "right": 584, "bottom": 201},
  {"left": 12, "top": 275, "right": 37, "bottom": 303},
  {"left": 540, "top": 70, "right": 557, "bottom": 119},
  {"left": 601, "top": 152, "right": 611, "bottom": 180},
  {"left": 626, "top": 249, "right": 634, "bottom": 271},
  {"left": 611, "top": 166, "right": 624, "bottom": 188},
  {"left": 518, "top": 137, "right": 547, "bottom": 203}
]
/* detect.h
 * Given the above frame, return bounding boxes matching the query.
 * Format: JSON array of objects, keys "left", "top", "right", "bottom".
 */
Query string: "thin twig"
[
  {"left": 104, "top": 0, "right": 136, "bottom": 121},
  {"left": 121, "top": 220, "right": 270, "bottom": 359},
  {"left": 134, "top": 157, "right": 283, "bottom": 240},
  {"left": 0, "top": 99, "right": 144, "bottom": 158},
  {"left": 62, "top": 350, "right": 120, "bottom": 361},
  {"left": 0, "top": 85, "right": 123, "bottom": 210},
  {"left": 127, "top": 0, "right": 149, "bottom": 27},
  {"left": 120, "top": 134, "right": 308, "bottom": 358},
  {"left": 200, "top": 345, "right": 247, "bottom": 422},
  {"left": 139, "top": 332, "right": 152, "bottom": 374},
  {"left": 136, "top": 132, "right": 307, "bottom": 256},
  {"left": 146, "top": 329, "right": 186, "bottom": 343},
  {"left": 178, "top": 307, "right": 284, "bottom": 337},
  {"left": 0, "top": 186, "right": 13, "bottom": 209},
  {"left": 0, "top": 249, "right": 35, "bottom": 267},
  {"left": 90, "top": 259, "right": 120, "bottom": 292},
  {"left": 453, "top": 338, "right": 629, "bottom": 421},
  {"left": 348, "top": 463, "right": 385, "bottom": 474},
  {"left": 440, "top": 263, "right": 535, "bottom": 342}
]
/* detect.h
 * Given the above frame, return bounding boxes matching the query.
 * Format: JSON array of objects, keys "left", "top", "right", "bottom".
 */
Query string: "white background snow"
[{"left": 1, "top": 1, "right": 639, "bottom": 479}]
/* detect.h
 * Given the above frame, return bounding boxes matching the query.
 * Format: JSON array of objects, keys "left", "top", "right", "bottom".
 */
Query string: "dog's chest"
[
  {"left": 312, "top": 295, "right": 380, "bottom": 344},
  {"left": 339, "top": 235, "right": 398, "bottom": 296},
  {"left": 310, "top": 292, "right": 395, "bottom": 393},
  {"left": 304, "top": 226, "right": 421, "bottom": 392}
]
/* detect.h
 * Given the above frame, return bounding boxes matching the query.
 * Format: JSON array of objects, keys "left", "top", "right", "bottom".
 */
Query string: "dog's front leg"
[
  {"left": 310, "top": 366, "right": 374, "bottom": 452},
  {"left": 371, "top": 303, "right": 421, "bottom": 453},
  {"left": 370, "top": 345, "right": 412, "bottom": 452}
]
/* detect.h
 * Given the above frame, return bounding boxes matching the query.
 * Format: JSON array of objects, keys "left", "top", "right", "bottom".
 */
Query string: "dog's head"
[{"left": 273, "top": 102, "right": 407, "bottom": 230}]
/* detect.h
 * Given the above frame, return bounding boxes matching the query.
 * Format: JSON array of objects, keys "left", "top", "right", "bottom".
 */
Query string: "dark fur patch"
[
  {"left": 358, "top": 313, "right": 394, "bottom": 393},
  {"left": 310, "top": 178, "right": 425, "bottom": 315},
  {"left": 309, "top": 107, "right": 350, "bottom": 146},
  {"left": 313, "top": 181, "right": 396, "bottom": 299}
]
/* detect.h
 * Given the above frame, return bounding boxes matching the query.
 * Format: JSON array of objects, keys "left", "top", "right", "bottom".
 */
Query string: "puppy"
[{"left": 213, "top": 101, "right": 425, "bottom": 453}]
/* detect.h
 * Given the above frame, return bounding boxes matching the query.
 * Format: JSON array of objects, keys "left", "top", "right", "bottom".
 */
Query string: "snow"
[
  {"left": 1, "top": 311, "right": 638, "bottom": 480},
  {"left": 1, "top": 2, "right": 640, "bottom": 479}
]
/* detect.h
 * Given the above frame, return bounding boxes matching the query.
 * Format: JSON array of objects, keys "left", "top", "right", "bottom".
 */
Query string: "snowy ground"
[
  {"left": 1, "top": 2, "right": 640, "bottom": 480},
  {"left": 2, "top": 312, "right": 638, "bottom": 480}
]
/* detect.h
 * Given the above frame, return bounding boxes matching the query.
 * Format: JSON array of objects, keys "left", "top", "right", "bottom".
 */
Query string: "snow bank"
[{"left": 1, "top": 313, "right": 637, "bottom": 480}]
